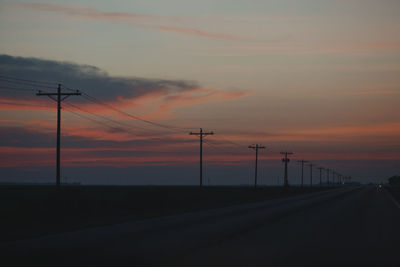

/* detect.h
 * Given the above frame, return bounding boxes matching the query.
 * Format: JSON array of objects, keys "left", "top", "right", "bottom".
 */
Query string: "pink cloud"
[
  {"left": 344, "top": 89, "right": 400, "bottom": 96},
  {"left": 356, "top": 42, "right": 400, "bottom": 51},
  {"left": 18, "top": 2, "right": 153, "bottom": 22}
]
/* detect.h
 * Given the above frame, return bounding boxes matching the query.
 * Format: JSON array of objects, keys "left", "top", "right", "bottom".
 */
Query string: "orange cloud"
[
  {"left": 344, "top": 89, "right": 400, "bottom": 96},
  {"left": 153, "top": 88, "right": 252, "bottom": 119},
  {"left": 0, "top": 97, "right": 54, "bottom": 111}
]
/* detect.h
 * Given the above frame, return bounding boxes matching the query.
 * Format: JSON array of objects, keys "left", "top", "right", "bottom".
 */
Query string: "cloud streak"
[
  {"left": 18, "top": 2, "right": 156, "bottom": 22},
  {"left": 153, "top": 26, "right": 245, "bottom": 41},
  {"left": 17, "top": 2, "right": 244, "bottom": 41}
]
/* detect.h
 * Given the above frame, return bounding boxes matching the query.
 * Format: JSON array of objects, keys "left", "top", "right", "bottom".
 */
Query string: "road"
[{"left": 2, "top": 186, "right": 400, "bottom": 266}]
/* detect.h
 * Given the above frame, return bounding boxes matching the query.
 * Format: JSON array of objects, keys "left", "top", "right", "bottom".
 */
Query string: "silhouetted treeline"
[{"left": 388, "top": 175, "right": 400, "bottom": 186}]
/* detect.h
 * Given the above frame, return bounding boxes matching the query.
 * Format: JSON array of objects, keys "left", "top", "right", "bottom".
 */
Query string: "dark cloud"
[
  {"left": 0, "top": 54, "right": 198, "bottom": 101},
  {"left": 0, "top": 127, "right": 56, "bottom": 148}
]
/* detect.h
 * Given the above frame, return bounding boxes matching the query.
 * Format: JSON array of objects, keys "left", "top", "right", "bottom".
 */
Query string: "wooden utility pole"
[
  {"left": 37, "top": 84, "right": 81, "bottom": 188},
  {"left": 317, "top": 167, "right": 324, "bottom": 187},
  {"left": 280, "top": 152, "right": 293, "bottom": 187},
  {"left": 297, "top": 160, "right": 308, "bottom": 187},
  {"left": 326, "top": 168, "right": 330, "bottom": 185},
  {"left": 248, "top": 144, "right": 265, "bottom": 187},
  {"left": 309, "top": 163, "right": 314, "bottom": 187},
  {"left": 189, "top": 128, "right": 214, "bottom": 187}
]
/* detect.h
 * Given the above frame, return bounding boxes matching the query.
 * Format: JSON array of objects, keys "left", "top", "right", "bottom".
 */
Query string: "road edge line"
[{"left": 385, "top": 188, "right": 400, "bottom": 210}]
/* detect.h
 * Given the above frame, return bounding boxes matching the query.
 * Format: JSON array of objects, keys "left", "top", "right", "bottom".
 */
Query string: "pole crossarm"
[
  {"left": 248, "top": 144, "right": 265, "bottom": 150},
  {"left": 189, "top": 128, "right": 214, "bottom": 187},
  {"left": 248, "top": 144, "right": 265, "bottom": 187}
]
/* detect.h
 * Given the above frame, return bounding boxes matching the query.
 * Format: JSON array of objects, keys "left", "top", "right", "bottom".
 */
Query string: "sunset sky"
[{"left": 0, "top": 0, "right": 399, "bottom": 185}]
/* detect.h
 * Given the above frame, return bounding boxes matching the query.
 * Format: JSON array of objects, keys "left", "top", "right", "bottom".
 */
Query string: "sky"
[{"left": 0, "top": 0, "right": 399, "bottom": 185}]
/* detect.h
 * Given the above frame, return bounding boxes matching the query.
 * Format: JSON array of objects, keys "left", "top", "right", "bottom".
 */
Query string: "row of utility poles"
[
  {"left": 37, "top": 84, "right": 351, "bottom": 188},
  {"left": 191, "top": 136, "right": 352, "bottom": 187},
  {"left": 245, "top": 147, "right": 351, "bottom": 188},
  {"left": 296, "top": 159, "right": 351, "bottom": 187}
]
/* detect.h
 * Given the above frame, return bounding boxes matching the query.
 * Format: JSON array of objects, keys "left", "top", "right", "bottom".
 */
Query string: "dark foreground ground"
[
  {"left": 387, "top": 186, "right": 400, "bottom": 202},
  {"left": 0, "top": 185, "right": 332, "bottom": 242},
  {"left": 2, "top": 185, "right": 399, "bottom": 266}
]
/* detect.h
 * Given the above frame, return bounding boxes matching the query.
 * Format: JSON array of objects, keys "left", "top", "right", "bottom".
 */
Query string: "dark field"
[{"left": 0, "top": 185, "right": 333, "bottom": 242}]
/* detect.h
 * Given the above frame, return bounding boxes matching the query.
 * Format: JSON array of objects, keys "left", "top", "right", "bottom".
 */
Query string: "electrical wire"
[
  {"left": 63, "top": 101, "right": 151, "bottom": 133},
  {"left": 62, "top": 84, "right": 197, "bottom": 132},
  {"left": 0, "top": 74, "right": 57, "bottom": 85},
  {"left": 0, "top": 78, "right": 55, "bottom": 89},
  {"left": 0, "top": 74, "right": 261, "bottom": 161},
  {"left": 0, "top": 86, "right": 35, "bottom": 92}
]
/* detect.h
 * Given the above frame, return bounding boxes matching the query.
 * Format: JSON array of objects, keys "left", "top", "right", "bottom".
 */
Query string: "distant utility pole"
[
  {"left": 280, "top": 152, "right": 293, "bottom": 187},
  {"left": 248, "top": 144, "right": 265, "bottom": 187},
  {"left": 326, "top": 168, "right": 330, "bottom": 185},
  {"left": 297, "top": 160, "right": 308, "bottom": 187},
  {"left": 309, "top": 163, "right": 314, "bottom": 187},
  {"left": 189, "top": 128, "right": 214, "bottom": 187},
  {"left": 37, "top": 84, "right": 81, "bottom": 188},
  {"left": 317, "top": 167, "right": 324, "bottom": 187}
]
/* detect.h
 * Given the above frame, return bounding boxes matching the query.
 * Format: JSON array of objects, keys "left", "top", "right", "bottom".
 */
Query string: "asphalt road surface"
[{"left": 2, "top": 186, "right": 400, "bottom": 266}]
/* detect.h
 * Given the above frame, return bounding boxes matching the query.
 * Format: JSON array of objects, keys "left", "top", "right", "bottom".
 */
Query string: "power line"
[
  {"left": 0, "top": 74, "right": 57, "bottom": 85},
  {"left": 0, "top": 100, "right": 52, "bottom": 109},
  {"left": 63, "top": 82, "right": 198, "bottom": 131},
  {"left": 63, "top": 101, "right": 151, "bottom": 133},
  {"left": 63, "top": 107, "right": 159, "bottom": 140},
  {"left": 81, "top": 93, "right": 195, "bottom": 132},
  {"left": 203, "top": 139, "right": 235, "bottom": 153},
  {"left": 0, "top": 78, "right": 55, "bottom": 89},
  {"left": 0, "top": 86, "right": 35, "bottom": 92}
]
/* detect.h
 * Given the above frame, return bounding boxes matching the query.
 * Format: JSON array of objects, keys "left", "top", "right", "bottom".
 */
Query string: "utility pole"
[
  {"left": 189, "top": 128, "right": 214, "bottom": 187},
  {"left": 332, "top": 171, "right": 336, "bottom": 186},
  {"left": 309, "top": 163, "right": 314, "bottom": 187},
  {"left": 37, "top": 84, "right": 81, "bottom": 188},
  {"left": 326, "top": 168, "right": 330, "bottom": 186},
  {"left": 317, "top": 167, "right": 324, "bottom": 187},
  {"left": 280, "top": 152, "right": 293, "bottom": 187},
  {"left": 248, "top": 144, "right": 265, "bottom": 187},
  {"left": 297, "top": 160, "right": 308, "bottom": 187}
]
